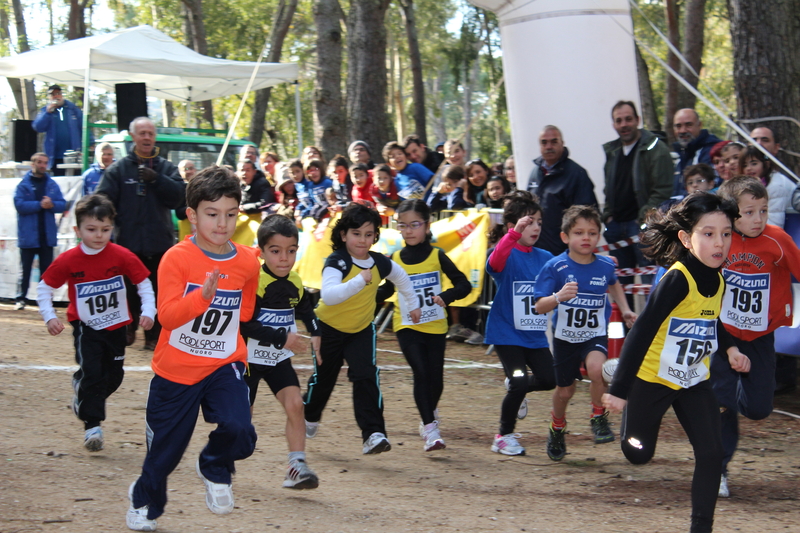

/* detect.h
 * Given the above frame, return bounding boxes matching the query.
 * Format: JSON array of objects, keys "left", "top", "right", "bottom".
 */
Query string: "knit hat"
[{"left": 348, "top": 140, "right": 371, "bottom": 155}]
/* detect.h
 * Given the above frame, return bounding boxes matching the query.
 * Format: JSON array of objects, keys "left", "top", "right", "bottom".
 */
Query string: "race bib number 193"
[
  {"left": 169, "top": 284, "right": 241, "bottom": 359},
  {"left": 721, "top": 269, "right": 769, "bottom": 332}
]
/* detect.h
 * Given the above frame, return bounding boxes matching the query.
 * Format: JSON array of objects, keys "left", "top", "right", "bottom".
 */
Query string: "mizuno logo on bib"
[{"left": 246, "top": 308, "right": 297, "bottom": 366}]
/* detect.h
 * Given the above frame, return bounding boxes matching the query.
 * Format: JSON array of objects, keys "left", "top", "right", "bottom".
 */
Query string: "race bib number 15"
[{"left": 512, "top": 281, "right": 547, "bottom": 331}]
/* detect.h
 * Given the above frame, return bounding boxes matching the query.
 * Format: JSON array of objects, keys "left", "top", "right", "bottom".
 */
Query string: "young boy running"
[
  {"left": 240, "top": 214, "right": 321, "bottom": 489},
  {"left": 535, "top": 205, "right": 636, "bottom": 460},
  {"left": 37, "top": 194, "right": 154, "bottom": 452},
  {"left": 713, "top": 176, "right": 800, "bottom": 497},
  {"left": 126, "top": 166, "right": 260, "bottom": 532}
]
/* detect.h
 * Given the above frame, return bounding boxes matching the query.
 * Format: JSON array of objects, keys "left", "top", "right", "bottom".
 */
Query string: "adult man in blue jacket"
[
  {"left": 31, "top": 85, "right": 85, "bottom": 175},
  {"left": 527, "top": 125, "right": 598, "bottom": 255},
  {"left": 672, "top": 108, "right": 721, "bottom": 196},
  {"left": 13, "top": 152, "right": 66, "bottom": 310}
]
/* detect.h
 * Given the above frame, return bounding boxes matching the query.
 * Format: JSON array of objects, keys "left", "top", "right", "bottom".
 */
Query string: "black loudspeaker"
[
  {"left": 12, "top": 119, "right": 38, "bottom": 162},
  {"left": 115, "top": 83, "right": 148, "bottom": 131}
]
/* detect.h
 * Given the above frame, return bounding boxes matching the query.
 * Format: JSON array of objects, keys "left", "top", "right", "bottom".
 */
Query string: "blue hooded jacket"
[
  {"left": 14, "top": 171, "right": 67, "bottom": 248},
  {"left": 31, "top": 99, "right": 87, "bottom": 162}
]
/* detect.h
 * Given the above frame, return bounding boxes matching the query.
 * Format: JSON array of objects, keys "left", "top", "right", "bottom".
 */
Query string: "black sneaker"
[
  {"left": 590, "top": 412, "right": 615, "bottom": 444},
  {"left": 546, "top": 426, "right": 567, "bottom": 461}
]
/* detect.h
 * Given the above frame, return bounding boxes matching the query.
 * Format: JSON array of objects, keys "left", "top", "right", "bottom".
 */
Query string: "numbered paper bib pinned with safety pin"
[
  {"left": 657, "top": 317, "right": 717, "bottom": 389},
  {"left": 512, "top": 281, "right": 547, "bottom": 331},
  {"left": 75, "top": 275, "right": 128, "bottom": 330},
  {"left": 400, "top": 271, "right": 445, "bottom": 325},
  {"left": 169, "top": 284, "right": 241, "bottom": 359},
  {"left": 721, "top": 269, "right": 770, "bottom": 332}
]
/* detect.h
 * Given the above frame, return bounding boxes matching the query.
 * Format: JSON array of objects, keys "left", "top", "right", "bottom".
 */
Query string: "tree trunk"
[
  {"left": 428, "top": 73, "right": 446, "bottom": 144},
  {"left": 313, "top": 0, "right": 346, "bottom": 159},
  {"left": 68, "top": 0, "right": 89, "bottom": 40},
  {"left": 394, "top": 41, "right": 406, "bottom": 140},
  {"left": 664, "top": 0, "right": 681, "bottom": 143},
  {"left": 8, "top": 0, "right": 37, "bottom": 120},
  {"left": 635, "top": 43, "right": 662, "bottom": 132},
  {"left": 181, "top": 0, "right": 214, "bottom": 128},
  {"left": 676, "top": 0, "right": 707, "bottom": 110},
  {"left": 248, "top": 0, "right": 299, "bottom": 147},
  {"left": 399, "top": 0, "right": 426, "bottom": 145},
  {"left": 728, "top": 0, "right": 800, "bottom": 175},
  {"left": 346, "top": 0, "right": 393, "bottom": 162}
]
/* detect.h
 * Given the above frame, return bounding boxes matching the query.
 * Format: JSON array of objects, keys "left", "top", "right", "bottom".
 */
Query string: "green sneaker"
[
  {"left": 590, "top": 412, "right": 615, "bottom": 444},
  {"left": 546, "top": 426, "right": 567, "bottom": 461}
]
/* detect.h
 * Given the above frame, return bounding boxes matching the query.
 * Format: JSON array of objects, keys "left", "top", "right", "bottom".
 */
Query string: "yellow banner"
[{"left": 292, "top": 210, "right": 490, "bottom": 306}]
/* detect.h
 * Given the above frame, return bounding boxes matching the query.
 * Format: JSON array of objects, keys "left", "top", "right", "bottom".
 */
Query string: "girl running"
[
  {"left": 485, "top": 191, "right": 556, "bottom": 456},
  {"left": 603, "top": 193, "right": 751, "bottom": 533},
  {"left": 303, "top": 203, "right": 421, "bottom": 454},
  {"left": 383, "top": 200, "right": 471, "bottom": 451}
]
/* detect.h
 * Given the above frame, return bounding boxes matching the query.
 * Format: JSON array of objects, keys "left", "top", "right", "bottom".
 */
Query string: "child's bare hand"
[
  {"left": 140, "top": 316, "right": 154, "bottom": 331},
  {"left": 514, "top": 215, "right": 533, "bottom": 234},
  {"left": 557, "top": 281, "right": 578, "bottom": 302},
  {"left": 409, "top": 308, "right": 422, "bottom": 324},
  {"left": 432, "top": 295, "right": 446, "bottom": 307},
  {"left": 623, "top": 311, "right": 637, "bottom": 328},
  {"left": 284, "top": 332, "right": 308, "bottom": 353},
  {"left": 311, "top": 336, "right": 321, "bottom": 365},
  {"left": 729, "top": 349, "right": 751, "bottom": 373},
  {"left": 602, "top": 393, "right": 626, "bottom": 413},
  {"left": 360, "top": 269, "right": 372, "bottom": 284},
  {"left": 201, "top": 269, "right": 220, "bottom": 300},
  {"left": 437, "top": 182, "right": 452, "bottom": 194},
  {"left": 46, "top": 318, "right": 65, "bottom": 336}
]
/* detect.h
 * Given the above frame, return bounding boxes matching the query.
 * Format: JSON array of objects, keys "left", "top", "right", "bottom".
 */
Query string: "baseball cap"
[{"left": 47, "top": 84, "right": 62, "bottom": 94}]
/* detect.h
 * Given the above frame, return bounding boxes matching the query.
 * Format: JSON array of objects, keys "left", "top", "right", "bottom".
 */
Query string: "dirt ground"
[{"left": 0, "top": 303, "right": 798, "bottom": 533}]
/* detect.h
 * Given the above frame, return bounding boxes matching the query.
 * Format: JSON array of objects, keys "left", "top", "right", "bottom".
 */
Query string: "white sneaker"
[
  {"left": 419, "top": 409, "right": 442, "bottom": 436},
  {"left": 126, "top": 481, "right": 157, "bottom": 531},
  {"left": 517, "top": 398, "right": 529, "bottom": 420},
  {"left": 195, "top": 460, "right": 234, "bottom": 514},
  {"left": 14, "top": 300, "right": 25, "bottom": 311},
  {"left": 84, "top": 426, "right": 104, "bottom": 451},
  {"left": 283, "top": 459, "right": 319, "bottom": 490},
  {"left": 464, "top": 330, "right": 484, "bottom": 345},
  {"left": 362, "top": 432, "right": 391, "bottom": 454},
  {"left": 421, "top": 421, "right": 446, "bottom": 452},
  {"left": 719, "top": 473, "right": 730, "bottom": 498},
  {"left": 305, "top": 420, "right": 319, "bottom": 439},
  {"left": 491, "top": 433, "right": 525, "bottom": 456}
]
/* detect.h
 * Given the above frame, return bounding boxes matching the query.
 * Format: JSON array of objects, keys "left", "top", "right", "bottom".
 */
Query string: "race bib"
[
  {"left": 721, "top": 269, "right": 770, "bottom": 332},
  {"left": 246, "top": 308, "right": 297, "bottom": 366},
  {"left": 512, "top": 281, "right": 547, "bottom": 331},
  {"left": 555, "top": 292, "right": 607, "bottom": 343},
  {"left": 657, "top": 317, "right": 717, "bottom": 388},
  {"left": 169, "top": 284, "right": 241, "bottom": 359},
  {"left": 400, "top": 271, "right": 445, "bottom": 325},
  {"left": 398, "top": 180, "right": 425, "bottom": 200},
  {"left": 75, "top": 275, "right": 129, "bottom": 330}
]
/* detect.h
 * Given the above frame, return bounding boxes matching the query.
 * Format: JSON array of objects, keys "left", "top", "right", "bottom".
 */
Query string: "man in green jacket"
[{"left": 602, "top": 100, "right": 673, "bottom": 301}]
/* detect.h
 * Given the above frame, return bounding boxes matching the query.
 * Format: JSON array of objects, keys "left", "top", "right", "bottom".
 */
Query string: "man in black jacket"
[
  {"left": 527, "top": 125, "right": 598, "bottom": 255},
  {"left": 404, "top": 134, "right": 445, "bottom": 175},
  {"left": 96, "top": 117, "right": 185, "bottom": 350},
  {"left": 238, "top": 160, "right": 275, "bottom": 215}
]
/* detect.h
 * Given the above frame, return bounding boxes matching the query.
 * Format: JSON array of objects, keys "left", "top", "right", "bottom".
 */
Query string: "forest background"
[{"left": 1, "top": 0, "right": 798, "bottom": 174}]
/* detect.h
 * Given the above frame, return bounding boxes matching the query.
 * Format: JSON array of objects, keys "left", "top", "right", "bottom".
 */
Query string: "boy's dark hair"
[
  {"left": 288, "top": 158, "right": 304, "bottom": 170},
  {"left": 642, "top": 192, "right": 739, "bottom": 266},
  {"left": 683, "top": 163, "right": 715, "bottom": 184},
  {"left": 561, "top": 205, "right": 602, "bottom": 234},
  {"left": 442, "top": 164, "right": 465, "bottom": 182},
  {"left": 349, "top": 163, "right": 370, "bottom": 175},
  {"left": 717, "top": 175, "right": 769, "bottom": 203},
  {"left": 374, "top": 164, "right": 393, "bottom": 176},
  {"left": 611, "top": 100, "right": 639, "bottom": 119},
  {"left": 488, "top": 190, "right": 541, "bottom": 243},
  {"left": 257, "top": 213, "right": 299, "bottom": 249},
  {"left": 186, "top": 165, "right": 242, "bottom": 210},
  {"left": 331, "top": 203, "right": 382, "bottom": 251},
  {"left": 75, "top": 194, "right": 116, "bottom": 227},
  {"left": 382, "top": 141, "right": 405, "bottom": 163},
  {"left": 304, "top": 159, "right": 326, "bottom": 173}
]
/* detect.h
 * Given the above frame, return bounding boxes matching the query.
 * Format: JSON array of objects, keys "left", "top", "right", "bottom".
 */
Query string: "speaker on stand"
[{"left": 115, "top": 83, "right": 148, "bottom": 132}]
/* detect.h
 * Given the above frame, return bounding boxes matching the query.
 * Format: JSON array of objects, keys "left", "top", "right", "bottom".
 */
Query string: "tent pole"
[
  {"left": 294, "top": 81, "right": 302, "bottom": 158},
  {"left": 186, "top": 87, "right": 192, "bottom": 128},
  {"left": 81, "top": 50, "right": 91, "bottom": 172}
]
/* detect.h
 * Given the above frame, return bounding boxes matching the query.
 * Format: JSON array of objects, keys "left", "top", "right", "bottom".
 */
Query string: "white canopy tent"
[
  {"left": 0, "top": 24, "right": 298, "bottom": 103},
  {"left": 0, "top": 24, "right": 300, "bottom": 165}
]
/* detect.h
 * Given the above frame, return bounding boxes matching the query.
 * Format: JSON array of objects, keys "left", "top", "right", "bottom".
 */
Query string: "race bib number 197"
[{"left": 169, "top": 284, "right": 241, "bottom": 359}]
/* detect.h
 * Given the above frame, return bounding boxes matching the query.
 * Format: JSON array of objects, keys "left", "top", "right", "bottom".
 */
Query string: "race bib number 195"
[
  {"left": 555, "top": 292, "right": 607, "bottom": 343},
  {"left": 169, "top": 284, "right": 241, "bottom": 359}
]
